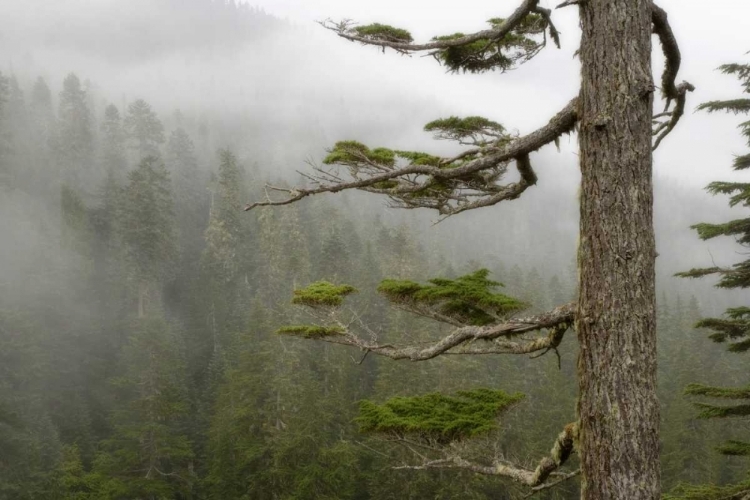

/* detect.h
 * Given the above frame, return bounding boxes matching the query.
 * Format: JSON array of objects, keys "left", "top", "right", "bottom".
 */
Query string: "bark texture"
[{"left": 577, "top": 0, "right": 659, "bottom": 498}]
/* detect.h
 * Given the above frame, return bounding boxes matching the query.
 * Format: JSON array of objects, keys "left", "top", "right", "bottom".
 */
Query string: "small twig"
[{"left": 523, "top": 469, "right": 581, "bottom": 498}]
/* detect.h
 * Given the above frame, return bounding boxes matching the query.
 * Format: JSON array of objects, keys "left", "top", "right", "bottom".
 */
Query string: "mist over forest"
[{"left": 0, "top": 1, "right": 749, "bottom": 499}]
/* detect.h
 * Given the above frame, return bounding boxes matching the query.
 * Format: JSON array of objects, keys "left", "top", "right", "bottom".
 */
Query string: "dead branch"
[
  {"left": 651, "top": 3, "right": 694, "bottom": 149},
  {"left": 395, "top": 422, "right": 578, "bottom": 489}
]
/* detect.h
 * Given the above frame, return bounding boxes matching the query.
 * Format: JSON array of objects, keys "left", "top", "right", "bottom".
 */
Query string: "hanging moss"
[
  {"left": 377, "top": 269, "right": 526, "bottom": 325},
  {"left": 351, "top": 23, "right": 413, "bottom": 43},
  {"left": 277, "top": 325, "right": 346, "bottom": 339},
  {"left": 356, "top": 388, "right": 524, "bottom": 443},
  {"left": 291, "top": 281, "right": 357, "bottom": 307},
  {"left": 323, "top": 141, "right": 395, "bottom": 167}
]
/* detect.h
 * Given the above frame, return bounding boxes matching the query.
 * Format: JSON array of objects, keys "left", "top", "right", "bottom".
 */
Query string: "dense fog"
[{"left": 0, "top": 1, "right": 748, "bottom": 499}]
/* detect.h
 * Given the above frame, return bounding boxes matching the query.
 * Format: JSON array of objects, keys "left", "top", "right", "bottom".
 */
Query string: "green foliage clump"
[
  {"left": 716, "top": 440, "right": 750, "bottom": 456},
  {"left": 277, "top": 325, "right": 346, "bottom": 339},
  {"left": 431, "top": 15, "right": 545, "bottom": 73},
  {"left": 377, "top": 269, "right": 526, "bottom": 325},
  {"left": 665, "top": 481, "right": 750, "bottom": 500},
  {"left": 351, "top": 23, "right": 413, "bottom": 43},
  {"left": 693, "top": 308, "right": 750, "bottom": 351},
  {"left": 356, "top": 389, "right": 524, "bottom": 443},
  {"left": 692, "top": 402, "right": 750, "bottom": 420},
  {"left": 424, "top": 115, "right": 506, "bottom": 143},
  {"left": 323, "top": 141, "right": 395, "bottom": 167},
  {"left": 291, "top": 281, "right": 357, "bottom": 307},
  {"left": 394, "top": 150, "right": 441, "bottom": 166},
  {"left": 685, "top": 384, "right": 750, "bottom": 400}
]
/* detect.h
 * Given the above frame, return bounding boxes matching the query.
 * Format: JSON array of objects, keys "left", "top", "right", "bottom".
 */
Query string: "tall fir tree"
[
  {"left": 57, "top": 73, "right": 94, "bottom": 191},
  {"left": 124, "top": 99, "right": 165, "bottom": 161},
  {"left": 673, "top": 59, "right": 750, "bottom": 499},
  {"left": 120, "top": 156, "right": 176, "bottom": 318},
  {"left": 100, "top": 104, "right": 127, "bottom": 178}
]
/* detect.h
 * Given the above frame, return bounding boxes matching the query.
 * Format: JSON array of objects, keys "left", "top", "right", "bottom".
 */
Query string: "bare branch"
[
  {"left": 297, "top": 302, "right": 575, "bottom": 362},
  {"left": 395, "top": 422, "right": 578, "bottom": 489},
  {"left": 244, "top": 99, "right": 578, "bottom": 213},
  {"left": 523, "top": 469, "right": 580, "bottom": 498},
  {"left": 651, "top": 3, "right": 694, "bottom": 149},
  {"left": 652, "top": 81, "right": 695, "bottom": 151}
]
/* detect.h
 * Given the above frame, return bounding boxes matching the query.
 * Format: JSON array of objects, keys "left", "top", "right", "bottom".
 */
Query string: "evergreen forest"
[{"left": 0, "top": 0, "right": 749, "bottom": 498}]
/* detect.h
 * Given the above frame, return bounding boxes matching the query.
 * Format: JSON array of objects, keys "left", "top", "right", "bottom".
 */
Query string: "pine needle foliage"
[
  {"left": 291, "top": 281, "right": 357, "bottom": 307},
  {"left": 351, "top": 23, "right": 413, "bottom": 43},
  {"left": 323, "top": 141, "right": 396, "bottom": 167},
  {"left": 431, "top": 15, "right": 548, "bottom": 73},
  {"left": 424, "top": 116, "right": 507, "bottom": 143},
  {"left": 356, "top": 388, "right": 524, "bottom": 443},
  {"left": 717, "top": 441, "right": 750, "bottom": 457},
  {"left": 377, "top": 269, "right": 526, "bottom": 325},
  {"left": 665, "top": 481, "right": 750, "bottom": 500},
  {"left": 673, "top": 58, "right": 750, "bottom": 497},
  {"left": 277, "top": 325, "right": 346, "bottom": 339}
]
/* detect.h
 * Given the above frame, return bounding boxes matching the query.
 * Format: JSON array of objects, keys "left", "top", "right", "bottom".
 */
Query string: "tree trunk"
[{"left": 577, "top": 0, "right": 659, "bottom": 498}]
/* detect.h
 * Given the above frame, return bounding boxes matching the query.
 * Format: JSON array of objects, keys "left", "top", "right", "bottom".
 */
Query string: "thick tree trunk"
[{"left": 577, "top": 0, "right": 659, "bottom": 498}]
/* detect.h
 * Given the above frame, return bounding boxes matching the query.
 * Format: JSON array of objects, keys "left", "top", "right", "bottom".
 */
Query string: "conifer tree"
[
  {"left": 124, "top": 99, "right": 165, "bottom": 160},
  {"left": 89, "top": 316, "right": 194, "bottom": 499},
  {"left": 57, "top": 73, "right": 94, "bottom": 189},
  {"left": 202, "top": 150, "right": 247, "bottom": 362},
  {"left": 244, "top": 2, "right": 694, "bottom": 497},
  {"left": 100, "top": 104, "right": 127, "bottom": 177},
  {"left": 120, "top": 156, "right": 176, "bottom": 318},
  {"left": 673, "top": 58, "right": 750, "bottom": 499}
]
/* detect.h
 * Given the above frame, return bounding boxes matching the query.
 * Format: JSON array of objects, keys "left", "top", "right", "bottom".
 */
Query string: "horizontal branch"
[
  {"left": 308, "top": 302, "right": 575, "bottom": 361},
  {"left": 244, "top": 99, "right": 578, "bottom": 213},
  {"left": 395, "top": 422, "right": 578, "bottom": 489},
  {"left": 323, "top": 0, "right": 541, "bottom": 53}
]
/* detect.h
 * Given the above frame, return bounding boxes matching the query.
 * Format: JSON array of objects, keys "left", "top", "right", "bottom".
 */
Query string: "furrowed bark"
[{"left": 578, "top": 0, "right": 659, "bottom": 498}]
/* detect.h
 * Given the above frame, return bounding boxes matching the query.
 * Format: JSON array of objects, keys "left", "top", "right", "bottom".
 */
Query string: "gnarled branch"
[
  {"left": 651, "top": 3, "right": 695, "bottom": 150},
  {"left": 395, "top": 422, "right": 578, "bottom": 489},
  {"left": 298, "top": 302, "right": 575, "bottom": 361},
  {"left": 321, "top": 0, "right": 542, "bottom": 53},
  {"left": 244, "top": 99, "right": 578, "bottom": 214}
]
